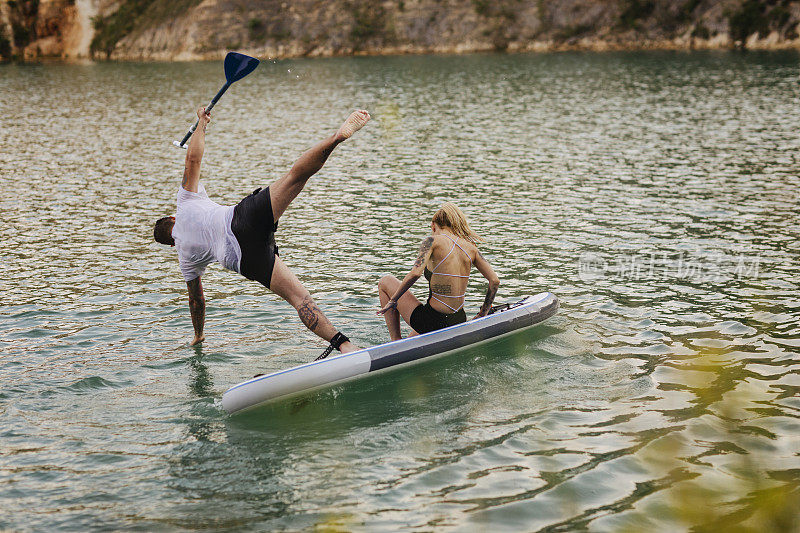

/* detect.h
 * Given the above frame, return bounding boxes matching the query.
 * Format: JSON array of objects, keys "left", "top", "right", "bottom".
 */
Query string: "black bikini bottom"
[{"left": 410, "top": 301, "right": 467, "bottom": 334}]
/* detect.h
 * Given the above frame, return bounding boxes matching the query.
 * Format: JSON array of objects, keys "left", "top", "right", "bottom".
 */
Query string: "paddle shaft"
[{"left": 177, "top": 81, "right": 231, "bottom": 147}]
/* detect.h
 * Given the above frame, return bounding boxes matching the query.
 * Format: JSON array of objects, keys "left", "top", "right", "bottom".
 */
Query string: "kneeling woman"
[{"left": 377, "top": 203, "right": 500, "bottom": 340}]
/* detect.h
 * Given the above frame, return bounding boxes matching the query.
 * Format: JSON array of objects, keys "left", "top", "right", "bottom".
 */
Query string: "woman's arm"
[
  {"left": 473, "top": 250, "right": 500, "bottom": 319},
  {"left": 378, "top": 236, "right": 435, "bottom": 315}
]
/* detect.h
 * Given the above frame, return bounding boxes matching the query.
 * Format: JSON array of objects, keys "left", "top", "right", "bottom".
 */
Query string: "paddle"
[{"left": 172, "top": 51, "right": 260, "bottom": 149}]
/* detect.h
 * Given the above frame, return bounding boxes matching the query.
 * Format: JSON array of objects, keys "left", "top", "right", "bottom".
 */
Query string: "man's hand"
[
  {"left": 472, "top": 310, "right": 488, "bottom": 320},
  {"left": 190, "top": 334, "right": 205, "bottom": 346},
  {"left": 196, "top": 106, "right": 211, "bottom": 126}
]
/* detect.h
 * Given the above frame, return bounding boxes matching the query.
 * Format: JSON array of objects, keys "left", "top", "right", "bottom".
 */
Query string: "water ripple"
[{"left": 1, "top": 51, "right": 798, "bottom": 530}]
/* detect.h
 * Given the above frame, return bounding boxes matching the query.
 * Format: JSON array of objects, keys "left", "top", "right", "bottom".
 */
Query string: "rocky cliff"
[
  {"left": 2, "top": 0, "right": 799, "bottom": 61},
  {"left": 1, "top": 0, "right": 108, "bottom": 59}
]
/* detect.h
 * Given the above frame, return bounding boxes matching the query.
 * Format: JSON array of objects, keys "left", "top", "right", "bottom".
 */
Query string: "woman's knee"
[{"left": 378, "top": 274, "right": 399, "bottom": 293}]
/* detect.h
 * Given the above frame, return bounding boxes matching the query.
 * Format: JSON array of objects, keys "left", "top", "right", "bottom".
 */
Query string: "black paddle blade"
[{"left": 224, "top": 52, "right": 259, "bottom": 83}]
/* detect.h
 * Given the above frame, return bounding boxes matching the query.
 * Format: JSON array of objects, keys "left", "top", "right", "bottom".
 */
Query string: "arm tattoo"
[
  {"left": 297, "top": 295, "right": 322, "bottom": 332},
  {"left": 480, "top": 284, "right": 498, "bottom": 313},
  {"left": 187, "top": 278, "right": 205, "bottom": 335},
  {"left": 414, "top": 237, "right": 434, "bottom": 268}
]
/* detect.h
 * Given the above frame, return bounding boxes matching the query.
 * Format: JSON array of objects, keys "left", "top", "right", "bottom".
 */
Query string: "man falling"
[{"left": 154, "top": 106, "right": 370, "bottom": 355}]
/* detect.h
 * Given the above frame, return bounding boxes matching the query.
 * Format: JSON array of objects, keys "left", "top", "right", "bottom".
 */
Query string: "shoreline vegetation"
[{"left": 1, "top": 0, "right": 799, "bottom": 63}]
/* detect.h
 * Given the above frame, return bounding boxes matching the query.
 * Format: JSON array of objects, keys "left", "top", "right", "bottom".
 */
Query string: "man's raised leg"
[
  {"left": 269, "top": 110, "right": 370, "bottom": 221},
  {"left": 269, "top": 256, "right": 357, "bottom": 353}
]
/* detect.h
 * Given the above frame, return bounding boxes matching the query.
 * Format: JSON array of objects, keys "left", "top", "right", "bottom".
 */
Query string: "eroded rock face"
[
  {"left": 3, "top": 0, "right": 800, "bottom": 61},
  {"left": 0, "top": 0, "right": 113, "bottom": 59},
  {"left": 1, "top": 0, "right": 73, "bottom": 58}
]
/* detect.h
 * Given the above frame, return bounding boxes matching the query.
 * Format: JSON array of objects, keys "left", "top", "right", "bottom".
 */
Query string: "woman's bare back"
[{"left": 425, "top": 233, "right": 476, "bottom": 314}]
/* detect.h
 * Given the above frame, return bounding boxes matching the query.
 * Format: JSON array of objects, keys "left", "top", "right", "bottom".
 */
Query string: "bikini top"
[{"left": 423, "top": 234, "right": 471, "bottom": 312}]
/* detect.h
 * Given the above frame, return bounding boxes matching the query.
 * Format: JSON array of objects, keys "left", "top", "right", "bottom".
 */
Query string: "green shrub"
[
  {"left": 728, "top": 0, "right": 768, "bottom": 48},
  {"left": 90, "top": 0, "right": 202, "bottom": 58},
  {"left": 248, "top": 17, "right": 265, "bottom": 40},
  {"left": 270, "top": 28, "right": 291, "bottom": 40},
  {"left": 349, "top": 3, "right": 386, "bottom": 45},
  {"left": 619, "top": 0, "right": 655, "bottom": 29},
  {"left": 0, "top": 26, "right": 11, "bottom": 59},
  {"left": 473, "top": 0, "right": 491, "bottom": 16},
  {"left": 692, "top": 23, "right": 711, "bottom": 39},
  {"left": 5, "top": 0, "right": 41, "bottom": 50},
  {"left": 90, "top": 0, "right": 155, "bottom": 57},
  {"left": 499, "top": 7, "right": 516, "bottom": 21},
  {"left": 769, "top": 6, "right": 791, "bottom": 28},
  {"left": 559, "top": 24, "right": 592, "bottom": 40},
  {"left": 11, "top": 21, "right": 30, "bottom": 48},
  {"left": 678, "top": 0, "right": 702, "bottom": 23}
]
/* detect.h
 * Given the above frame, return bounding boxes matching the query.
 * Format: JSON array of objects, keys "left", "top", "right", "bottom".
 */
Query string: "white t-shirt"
[{"left": 173, "top": 183, "right": 241, "bottom": 281}]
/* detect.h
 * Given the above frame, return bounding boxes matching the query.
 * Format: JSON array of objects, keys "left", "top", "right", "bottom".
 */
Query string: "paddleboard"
[{"left": 222, "top": 292, "right": 559, "bottom": 414}]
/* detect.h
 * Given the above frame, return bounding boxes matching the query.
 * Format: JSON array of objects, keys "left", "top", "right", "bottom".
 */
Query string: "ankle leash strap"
[{"left": 314, "top": 332, "right": 349, "bottom": 361}]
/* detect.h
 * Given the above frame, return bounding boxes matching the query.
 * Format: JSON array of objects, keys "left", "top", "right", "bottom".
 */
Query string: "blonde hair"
[{"left": 432, "top": 202, "right": 484, "bottom": 244}]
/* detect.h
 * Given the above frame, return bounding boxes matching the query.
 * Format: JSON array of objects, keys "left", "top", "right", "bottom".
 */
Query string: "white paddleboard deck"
[{"left": 222, "top": 292, "right": 559, "bottom": 414}]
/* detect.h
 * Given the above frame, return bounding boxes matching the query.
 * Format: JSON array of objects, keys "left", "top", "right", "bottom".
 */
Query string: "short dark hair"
[{"left": 153, "top": 216, "right": 175, "bottom": 246}]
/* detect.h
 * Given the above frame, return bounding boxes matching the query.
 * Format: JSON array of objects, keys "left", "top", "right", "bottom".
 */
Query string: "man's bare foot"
[
  {"left": 340, "top": 341, "right": 359, "bottom": 354},
  {"left": 336, "top": 109, "right": 370, "bottom": 142}
]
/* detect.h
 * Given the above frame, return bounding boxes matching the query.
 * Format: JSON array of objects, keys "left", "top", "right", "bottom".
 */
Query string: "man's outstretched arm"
[
  {"left": 187, "top": 276, "right": 205, "bottom": 346},
  {"left": 182, "top": 106, "right": 211, "bottom": 193}
]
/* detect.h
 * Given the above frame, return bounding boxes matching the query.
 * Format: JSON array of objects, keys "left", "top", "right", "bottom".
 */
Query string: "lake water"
[{"left": 1, "top": 51, "right": 798, "bottom": 530}]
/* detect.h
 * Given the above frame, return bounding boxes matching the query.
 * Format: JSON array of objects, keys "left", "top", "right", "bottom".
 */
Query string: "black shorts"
[
  {"left": 231, "top": 187, "right": 279, "bottom": 289},
  {"left": 410, "top": 301, "right": 467, "bottom": 334}
]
